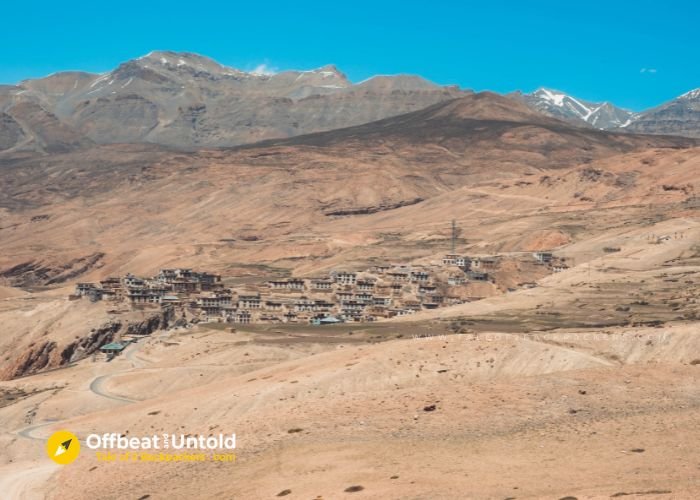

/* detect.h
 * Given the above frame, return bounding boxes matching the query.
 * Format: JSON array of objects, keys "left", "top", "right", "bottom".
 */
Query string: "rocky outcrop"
[
  {"left": 1, "top": 340, "right": 58, "bottom": 380},
  {"left": 0, "top": 112, "right": 26, "bottom": 151},
  {"left": 0, "top": 252, "right": 105, "bottom": 288},
  {"left": 0, "top": 308, "right": 175, "bottom": 380},
  {"left": 126, "top": 306, "right": 175, "bottom": 336},
  {"left": 324, "top": 198, "right": 424, "bottom": 217},
  {"left": 59, "top": 321, "right": 122, "bottom": 364},
  {"left": 0, "top": 320, "right": 122, "bottom": 380}
]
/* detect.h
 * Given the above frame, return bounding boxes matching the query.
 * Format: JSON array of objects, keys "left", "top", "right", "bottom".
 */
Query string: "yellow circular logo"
[{"left": 46, "top": 430, "right": 80, "bottom": 465}]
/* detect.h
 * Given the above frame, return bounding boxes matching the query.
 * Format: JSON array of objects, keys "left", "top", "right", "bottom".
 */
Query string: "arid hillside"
[
  {"left": 0, "top": 93, "right": 695, "bottom": 285},
  {"left": 1, "top": 90, "right": 700, "bottom": 499}
]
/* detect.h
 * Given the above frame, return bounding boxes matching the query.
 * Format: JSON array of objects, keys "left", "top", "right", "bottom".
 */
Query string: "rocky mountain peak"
[
  {"left": 517, "top": 88, "right": 633, "bottom": 130},
  {"left": 680, "top": 88, "right": 700, "bottom": 100}
]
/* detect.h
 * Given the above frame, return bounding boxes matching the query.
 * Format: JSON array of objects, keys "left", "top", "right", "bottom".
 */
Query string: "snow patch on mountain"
[
  {"left": 680, "top": 88, "right": 700, "bottom": 100},
  {"left": 522, "top": 88, "right": 633, "bottom": 130}
]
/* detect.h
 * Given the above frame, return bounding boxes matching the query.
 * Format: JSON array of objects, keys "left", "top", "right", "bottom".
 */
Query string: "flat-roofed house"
[
  {"left": 100, "top": 342, "right": 127, "bottom": 356},
  {"left": 442, "top": 254, "right": 459, "bottom": 265},
  {"left": 467, "top": 271, "right": 489, "bottom": 281},
  {"left": 157, "top": 269, "right": 178, "bottom": 283},
  {"left": 264, "top": 300, "right": 284, "bottom": 311},
  {"left": 198, "top": 293, "right": 232, "bottom": 316},
  {"left": 234, "top": 311, "right": 252, "bottom": 324},
  {"left": 287, "top": 278, "right": 305, "bottom": 290},
  {"left": 161, "top": 295, "right": 181, "bottom": 306},
  {"left": 127, "top": 290, "right": 163, "bottom": 305},
  {"left": 294, "top": 299, "right": 316, "bottom": 312},
  {"left": 238, "top": 294, "right": 261, "bottom": 309},
  {"left": 455, "top": 256, "right": 471, "bottom": 269},
  {"left": 313, "top": 300, "right": 335, "bottom": 311},
  {"left": 174, "top": 268, "right": 194, "bottom": 280},
  {"left": 268, "top": 279, "right": 305, "bottom": 291},
  {"left": 341, "top": 300, "right": 366, "bottom": 312},
  {"left": 197, "top": 272, "right": 222, "bottom": 291},
  {"left": 123, "top": 275, "right": 145, "bottom": 289},
  {"left": 533, "top": 252, "right": 553, "bottom": 264},
  {"left": 393, "top": 308, "right": 414, "bottom": 317},
  {"left": 75, "top": 283, "right": 97, "bottom": 296},
  {"left": 100, "top": 277, "right": 122, "bottom": 289},
  {"left": 259, "top": 314, "right": 282, "bottom": 323},
  {"left": 332, "top": 271, "right": 357, "bottom": 285},
  {"left": 371, "top": 264, "right": 391, "bottom": 274},
  {"left": 172, "top": 280, "right": 199, "bottom": 293},
  {"left": 99, "top": 277, "right": 124, "bottom": 299},
  {"left": 387, "top": 269, "right": 410, "bottom": 282},
  {"left": 310, "top": 278, "right": 334, "bottom": 291},
  {"left": 373, "top": 296, "right": 392, "bottom": 306},
  {"left": 268, "top": 280, "right": 289, "bottom": 290},
  {"left": 472, "top": 257, "right": 498, "bottom": 270},
  {"left": 404, "top": 300, "right": 422, "bottom": 311},
  {"left": 410, "top": 271, "right": 430, "bottom": 282},
  {"left": 448, "top": 275, "right": 466, "bottom": 285},
  {"left": 356, "top": 279, "right": 376, "bottom": 291}
]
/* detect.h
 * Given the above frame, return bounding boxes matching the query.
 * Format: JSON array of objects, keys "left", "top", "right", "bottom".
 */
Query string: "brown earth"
[{"left": 1, "top": 92, "right": 700, "bottom": 498}]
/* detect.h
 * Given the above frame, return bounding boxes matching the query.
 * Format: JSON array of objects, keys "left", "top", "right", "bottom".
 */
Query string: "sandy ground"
[{"left": 0, "top": 318, "right": 698, "bottom": 499}]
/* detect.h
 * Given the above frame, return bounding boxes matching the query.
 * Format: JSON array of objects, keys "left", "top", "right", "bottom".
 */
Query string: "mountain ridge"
[
  {"left": 2, "top": 51, "right": 700, "bottom": 155},
  {"left": 0, "top": 51, "right": 468, "bottom": 153}
]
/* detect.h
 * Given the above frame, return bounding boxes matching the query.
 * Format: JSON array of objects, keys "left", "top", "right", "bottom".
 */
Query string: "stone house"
[
  {"left": 533, "top": 252, "right": 553, "bottom": 264},
  {"left": 332, "top": 271, "right": 357, "bottom": 285},
  {"left": 238, "top": 294, "right": 261, "bottom": 309}
]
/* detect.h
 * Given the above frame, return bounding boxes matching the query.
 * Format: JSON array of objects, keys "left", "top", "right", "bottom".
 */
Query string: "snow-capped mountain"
[
  {"left": 2, "top": 50, "right": 700, "bottom": 154},
  {"left": 515, "top": 88, "right": 634, "bottom": 130},
  {"left": 621, "top": 88, "right": 700, "bottom": 138}
]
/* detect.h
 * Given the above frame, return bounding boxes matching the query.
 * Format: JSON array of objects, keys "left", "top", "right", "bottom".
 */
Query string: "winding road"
[
  {"left": 87, "top": 338, "right": 150, "bottom": 402},
  {"left": 6, "top": 335, "right": 154, "bottom": 498},
  {"left": 88, "top": 375, "right": 137, "bottom": 403}
]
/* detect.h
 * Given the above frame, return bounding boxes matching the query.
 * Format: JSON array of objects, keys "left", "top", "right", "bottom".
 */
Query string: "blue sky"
[{"left": 2, "top": 0, "right": 698, "bottom": 111}]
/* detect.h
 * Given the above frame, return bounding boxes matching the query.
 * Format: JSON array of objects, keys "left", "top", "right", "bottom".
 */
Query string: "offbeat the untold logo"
[{"left": 46, "top": 430, "right": 81, "bottom": 465}]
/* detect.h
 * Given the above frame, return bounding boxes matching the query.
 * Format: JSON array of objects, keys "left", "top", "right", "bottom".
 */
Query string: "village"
[{"left": 72, "top": 252, "right": 568, "bottom": 325}]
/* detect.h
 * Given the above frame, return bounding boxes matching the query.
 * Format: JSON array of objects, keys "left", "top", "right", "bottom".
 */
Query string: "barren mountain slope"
[
  {"left": 0, "top": 51, "right": 468, "bottom": 151},
  {"left": 2, "top": 90, "right": 700, "bottom": 500},
  {"left": 0, "top": 93, "right": 695, "bottom": 284},
  {"left": 1, "top": 93, "right": 699, "bottom": 383},
  {"left": 622, "top": 88, "right": 700, "bottom": 138}
]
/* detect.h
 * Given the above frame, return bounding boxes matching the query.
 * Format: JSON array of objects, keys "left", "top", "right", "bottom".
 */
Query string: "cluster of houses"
[
  {"left": 74, "top": 268, "right": 223, "bottom": 305},
  {"left": 73, "top": 251, "right": 568, "bottom": 325}
]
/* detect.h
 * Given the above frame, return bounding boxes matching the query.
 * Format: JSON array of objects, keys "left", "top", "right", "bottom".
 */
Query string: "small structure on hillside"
[
  {"left": 533, "top": 252, "right": 553, "bottom": 264},
  {"left": 332, "top": 271, "right": 357, "bottom": 285},
  {"left": 100, "top": 342, "right": 127, "bottom": 356},
  {"left": 312, "top": 315, "right": 343, "bottom": 325},
  {"left": 472, "top": 257, "right": 498, "bottom": 270},
  {"left": 467, "top": 271, "right": 489, "bottom": 281}
]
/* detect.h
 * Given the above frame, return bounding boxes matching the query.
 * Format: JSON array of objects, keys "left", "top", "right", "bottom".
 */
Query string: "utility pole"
[{"left": 451, "top": 219, "right": 457, "bottom": 254}]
